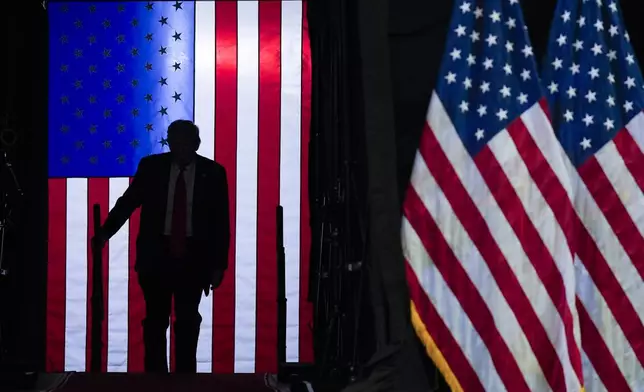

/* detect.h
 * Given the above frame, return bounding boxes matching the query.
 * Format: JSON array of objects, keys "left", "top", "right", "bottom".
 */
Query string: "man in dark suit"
[{"left": 93, "top": 119, "right": 230, "bottom": 373}]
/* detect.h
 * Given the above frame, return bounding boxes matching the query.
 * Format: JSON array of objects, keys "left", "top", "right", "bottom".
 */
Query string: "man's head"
[{"left": 167, "top": 119, "right": 200, "bottom": 167}]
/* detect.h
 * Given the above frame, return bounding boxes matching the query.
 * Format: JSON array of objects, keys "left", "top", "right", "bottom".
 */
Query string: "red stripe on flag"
[
  {"left": 86, "top": 178, "right": 109, "bottom": 372},
  {"left": 214, "top": 0, "right": 238, "bottom": 374},
  {"left": 506, "top": 113, "right": 583, "bottom": 381},
  {"left": 299, "top": 0, "right": 314, "bottom": 363},
  {"left": 538, "top": 100, "right": 552, "bottom": 123},
  {"left": 127, "top": 179, "right": 144, "bottom": 372},
  {"left": 614, "top": 129, "right": 644, "bottom": 195},
  {"left": 405, "top": 262, "right": 485, "bottom": 392},
  {"left": 255, "top": 0, "right": 281, "bottom": 373},
  {"left": 474, "top": 130, "right": 570, "bottom": 389},
  {"left": 577, "top": 299, "right": 631, "bottom": 392},
  {"left": 579, "top": 157, "right": 644, "bottom": 281},
  {"left": 403, "top": 185, "right": 528, "bottom": 391},
  {"left": 47, "top": 179, "right": 67, "bottom": 372}
]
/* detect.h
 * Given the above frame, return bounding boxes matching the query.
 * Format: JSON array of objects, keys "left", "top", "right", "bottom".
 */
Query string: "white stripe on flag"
[
  {"left": 65, "top": 179, "right": 88, "bottom": 371},
  {"left": 625, "top": 112, "right": 644, "bottom": 154},
  {"left": 580, "top": 347, "right": 605, "bottom": 392},
  {"left": 280, "top": 0, "right": 303, "bottom": 363},
  {"left": 518, "top": 106, "right": 575, "bottom": 206},
  {"left": 235, "top": 0, "right": 259, "bottom": 373},
  {"left": 108, "top": 178, "right": 130, "bottom": 372},
  {"left": 195, "top": 1, "right": 216, "bottom": 161},
  {"left": 595, "top": 141, "right": 644, "bottom": 239},
  {"left": 194, "top": 0, "right": 216, "bottom": 373}
]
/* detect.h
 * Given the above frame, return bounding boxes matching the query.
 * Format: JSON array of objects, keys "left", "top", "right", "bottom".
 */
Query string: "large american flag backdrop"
[
  {"left": 46, "top": 1, "right": 312, "bottom": 373},
  {"left": 402, "top": 0, "right": 584, "bottom": 390}
]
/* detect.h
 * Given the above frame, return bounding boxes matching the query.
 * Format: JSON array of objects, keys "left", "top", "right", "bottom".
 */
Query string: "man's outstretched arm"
[{"left": 100, "top": 158, "right": 148, "bottom": 240}]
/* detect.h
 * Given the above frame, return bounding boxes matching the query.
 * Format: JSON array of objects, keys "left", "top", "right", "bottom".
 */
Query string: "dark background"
[{"left": 1, "top": 0, "right": 642, "bottom": 375}]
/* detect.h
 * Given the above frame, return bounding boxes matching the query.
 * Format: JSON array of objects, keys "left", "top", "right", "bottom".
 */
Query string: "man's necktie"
[{"left": 170, "top": 168, "right": 187, "bottom": 258}]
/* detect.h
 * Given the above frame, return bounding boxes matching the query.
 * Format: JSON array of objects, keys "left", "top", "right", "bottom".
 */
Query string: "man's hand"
[
  {"left": 204, "top": 270, "right": 225, "bottom": 297},
  {"left": 210, "top": 269, "right": 225, "bottom": 289},
  {"left": 91, "top": 231, "right": 107, "bottom": 253}
]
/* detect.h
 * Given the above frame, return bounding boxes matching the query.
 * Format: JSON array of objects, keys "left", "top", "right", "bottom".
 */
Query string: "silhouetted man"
[{"left": 94, "top": 120, "right": 230, "bottom": 373}]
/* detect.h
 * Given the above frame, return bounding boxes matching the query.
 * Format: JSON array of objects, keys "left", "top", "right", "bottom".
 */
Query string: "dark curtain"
[
  {"left": 0, "top": 0, "right": 49, "bottom": 372},
  {"left": 308, "top": 0, "right": 440, "bottom": 389}
]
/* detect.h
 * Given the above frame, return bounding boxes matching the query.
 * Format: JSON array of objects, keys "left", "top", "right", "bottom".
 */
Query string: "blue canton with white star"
[
  {"left": 48, "top": 1, "right": 195, "bottom": 178},
  {"left": 437, "top": 0, "right": 542, "bottom": 157},
  {"left": 541, "top": 0, "right": 644, "bottom": 168}
]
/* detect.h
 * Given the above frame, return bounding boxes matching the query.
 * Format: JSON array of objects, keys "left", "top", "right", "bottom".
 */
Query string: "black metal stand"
[
  {"left": 306, "top": 0, "right": 369, "bottom": 386},
  {"left": 312, "top": 173, "right": 366, "bottom": 385},
  {"left": 90, "top": 204, "right": 104, "bottom": 372},
  {"left": 0, "top": 149, "right": 38, "bottom": 391},
  {"left": 0, "top": 150, "right": 22, "bottom": 368},
  {"left": 277, "top": 206, "right": 286, "bottom": 368}
]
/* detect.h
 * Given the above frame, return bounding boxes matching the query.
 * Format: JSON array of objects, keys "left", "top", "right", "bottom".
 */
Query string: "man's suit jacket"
[{"left": 101, "top": 153, "right": 230, "bottom": 284}]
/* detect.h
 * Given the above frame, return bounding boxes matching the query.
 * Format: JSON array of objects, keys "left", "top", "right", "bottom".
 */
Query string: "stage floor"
[
  {"left": 3, "top": 372, "right": 321, "bottom": 392},
  {"left": 63, "top": 373, "right": 268, "bottom": 391}
]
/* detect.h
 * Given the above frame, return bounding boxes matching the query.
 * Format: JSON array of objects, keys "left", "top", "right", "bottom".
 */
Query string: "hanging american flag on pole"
[
  {"left": 46, "top": 1, "right": 312, "bottom": 373},
  {"left": 541, "top": 0, "right": 644, "bottom": 390},
  {"left": 402, "top": 0, "right": 584, "bottom": 390}
]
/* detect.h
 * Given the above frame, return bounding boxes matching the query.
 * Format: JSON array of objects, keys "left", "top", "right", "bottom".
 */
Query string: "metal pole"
[
  {"left": 90, "top": 204, "right": 103, "bottom": 372},
  {"left": 277, "top": 205, "right": 286, "bottom": 367}
]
